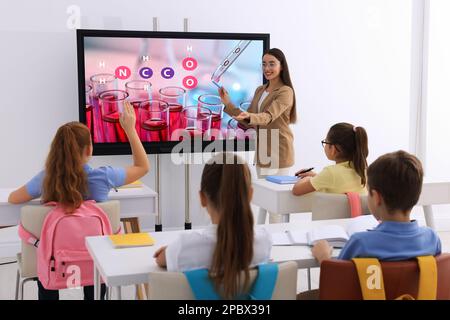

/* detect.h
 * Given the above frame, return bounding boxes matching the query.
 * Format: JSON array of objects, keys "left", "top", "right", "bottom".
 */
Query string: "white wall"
[{"left": 0, "top": 0, "right": 414, "bottom": 230}]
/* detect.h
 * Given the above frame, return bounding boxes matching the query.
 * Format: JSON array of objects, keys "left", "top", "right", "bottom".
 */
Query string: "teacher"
[{"left": 218, "top": 48, "right": 297, "bottom": 224}]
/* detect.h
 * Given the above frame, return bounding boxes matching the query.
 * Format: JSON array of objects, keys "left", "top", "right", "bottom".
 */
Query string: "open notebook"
[{"left": 272, "top": 215, "right": 379, "bottom": 248}]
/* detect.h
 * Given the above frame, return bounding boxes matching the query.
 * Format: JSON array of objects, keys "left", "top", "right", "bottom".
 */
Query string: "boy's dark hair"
[{"left": 367, "top": 150, "right": 423, "bottom": 212}]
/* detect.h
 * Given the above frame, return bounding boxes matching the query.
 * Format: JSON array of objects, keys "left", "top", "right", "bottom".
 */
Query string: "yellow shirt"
[{"left": 310, "top": 161, "right": 367, "bottom": 194}]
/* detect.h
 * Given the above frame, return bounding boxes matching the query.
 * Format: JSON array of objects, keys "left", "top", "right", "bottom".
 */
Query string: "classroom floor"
[{"left": 1, "top": 212, "right": 450, "bottom": 300}]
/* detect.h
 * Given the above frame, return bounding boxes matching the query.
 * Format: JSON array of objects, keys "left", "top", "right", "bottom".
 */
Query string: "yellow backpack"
[{"left": 352, "top": 256, "right": 437, "bottom": 300}]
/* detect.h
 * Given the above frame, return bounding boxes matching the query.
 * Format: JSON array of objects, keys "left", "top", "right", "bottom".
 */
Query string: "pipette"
[{"left": 211, "top": 40, "right": 252, "bottom": 87}]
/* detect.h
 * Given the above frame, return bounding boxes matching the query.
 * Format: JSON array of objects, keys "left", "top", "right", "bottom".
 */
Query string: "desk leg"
[
  {"left": 257, "top": 208, "right": 267, "bottom": 224},
  {"left": 93, "top": 264, "right": 101, "bottom": 301},
  {"left": 121, "top": 217, "right": 147, "bottom": 300},
  {"left": 307, "top": 268, "right": 311, "bottom": 291},
  {"left": 115, "top": 286, "right": 122, "bottom": 300},
  {"left": 423, "top": 205, "right": 436, "bottom": 230}
]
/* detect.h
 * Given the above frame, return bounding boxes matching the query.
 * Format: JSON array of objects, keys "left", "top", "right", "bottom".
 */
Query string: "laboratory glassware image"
[
  {"left": 139, "top": 100, "right": 170, "bottom": 142},
  {"left": 159, "top": 86, "right": 186, "bottom": 140},
  {"left": 125, "top": 80, "right": 152, "bottom": 139},
  {"left": 83, "top": 36, "right": 263, "bottom": 142}
]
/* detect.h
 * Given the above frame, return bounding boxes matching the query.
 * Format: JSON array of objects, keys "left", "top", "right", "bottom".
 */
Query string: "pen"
[{"left": 295, "top": 167, "right": 314, "bottom": 177}]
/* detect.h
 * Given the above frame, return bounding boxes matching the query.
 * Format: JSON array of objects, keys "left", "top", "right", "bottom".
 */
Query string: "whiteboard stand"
[
  {"left": 153, "top": 17, "right": 162, "bottom": 232},
  {"left": 184, "top": 17, "right": 192, "bottom": 230},
  {"left": 154, "top": 154, "right": 162, "bottom": 232}
]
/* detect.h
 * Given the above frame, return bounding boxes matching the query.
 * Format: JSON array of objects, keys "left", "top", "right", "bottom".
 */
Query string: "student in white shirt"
[{"left": 153, "top": 152, "right": 272, "bottom": 299}]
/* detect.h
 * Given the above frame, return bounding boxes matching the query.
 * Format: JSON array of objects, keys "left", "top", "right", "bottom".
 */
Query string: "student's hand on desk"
[
  {"left": 294, "top": 169, "right": 316, "bottom": 178},
  {"left": 234, "top": 112, "right": 250, "bottom": 121},
  {"left": 218, "top": 87, "right": 231, "bottom": 105},
  {"left": 153, "top": 245, "right": 167, "bottom": 268},
  {"left": 311, "top": 240, "right": 333, "bottom": 264}
]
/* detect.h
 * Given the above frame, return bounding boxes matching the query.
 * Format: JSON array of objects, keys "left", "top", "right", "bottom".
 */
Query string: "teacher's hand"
[
  {"left": 234, "top": 111, "right": 250, "bottom": 121},
  {"left": 218, "top": 87, "right": 231, "bottom": 105}
]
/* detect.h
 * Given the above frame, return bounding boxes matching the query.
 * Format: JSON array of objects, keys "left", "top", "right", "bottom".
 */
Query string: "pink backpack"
[{"left": 18, "top": 200, "right": 115, "bottom": 290}]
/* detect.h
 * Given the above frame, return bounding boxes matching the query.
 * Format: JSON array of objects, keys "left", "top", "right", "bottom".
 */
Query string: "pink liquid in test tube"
[
  {"left": 159, "top": 86, "right": 186, "bottom": 140},
  {"left": 99, "top": 90, "right": 129, "bottom": 143},
  {"left": 125, "top": 80, "right": 152, "bottom": 140},
  {"left": 89, "top": 73, "right": 117, "bottom": 143},
  {"left": 179, "top": 106, "right": 212, "bottom": 141},
  {"left": 198, "top": 94, "right": 224, "bottom": 140},
  {"left": 85, "top": 84, "right": 94, "bottom": 137},
  {"left": 139, "top": 100, "right": 169, "bottom": 142}
]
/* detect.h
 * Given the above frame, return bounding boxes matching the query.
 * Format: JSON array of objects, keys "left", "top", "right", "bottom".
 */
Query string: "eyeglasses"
[
  {"left": 321, "top": 140, "right": 340, "bottom": 152},
  {"left": 261, "top": 62, "right": 279, "bottom": 69}
]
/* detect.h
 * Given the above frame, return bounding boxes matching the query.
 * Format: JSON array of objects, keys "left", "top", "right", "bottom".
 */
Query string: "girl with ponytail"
[
  {"left": 8, "top": 102, "right": 150, "bottom": 300},
  {"left": 292, "top": 122, "right": 369, "bottom": 196},
  {"left": 153, "top": 153, "right": 272, "bottom": 299}
]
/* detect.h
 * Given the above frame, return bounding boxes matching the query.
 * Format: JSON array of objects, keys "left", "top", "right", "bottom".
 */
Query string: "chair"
[
  {"left": 311, "top": 192, "right": 370, "bottom": 220},
  {"left": 147, "top": 261, "right": 298, "bottom": 300},
  {"left": 15, "top": 200, "right": 121, "bottom": 300},
  {"left": 319, "top": 253, "right": 450, "bottom": 300}
]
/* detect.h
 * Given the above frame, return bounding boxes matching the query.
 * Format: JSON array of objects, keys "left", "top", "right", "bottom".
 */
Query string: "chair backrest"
[
  {"left": 311, "top": 192, "right": 369, "bottom": 220},
  {"left": 319, "top": 253, "right": 450, "bottom": 300},
  {"left": 19, "top": 201, "right": 121, "bottom": 278},
  {"left": 147, "top": 261, "right": 298, "bottom": 300}
]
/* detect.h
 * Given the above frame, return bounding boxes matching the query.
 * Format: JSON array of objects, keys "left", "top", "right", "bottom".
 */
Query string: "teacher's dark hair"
[{"left": 264, "top": 48, "right": 297, "bottom": 123}]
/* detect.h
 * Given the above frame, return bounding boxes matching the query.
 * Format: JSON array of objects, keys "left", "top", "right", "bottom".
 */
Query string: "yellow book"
[
  {"left": 117, "top": 180, "right": 144, "bottom": 189},
  {"left": 109, "top": 233, "right": 155, "bottom": 248}
]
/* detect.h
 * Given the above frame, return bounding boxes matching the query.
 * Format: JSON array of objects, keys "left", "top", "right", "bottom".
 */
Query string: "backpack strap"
[
  {"left": 184, "top": 263, "right": 279, "bottom": 300},
  {"left": 248, "top": 263, "right": 279, "bottom": 300},
  {"left": 346, "top": 192, "right": 362, "bottom": 218},
  {"left": 416, "top": 256, "right": 437, "bottom": 300},
  {"left": 352, "top": 256, "right": 438, "bottom": 300},
  {"left": 352, "top": 258, "right": 386, "bottom": 300},
  {"left": 184, "top": 269, "right": 221, "bottom": 300},
  {"left": 18, "top": 223, "right": 40, "bottom": 248}
]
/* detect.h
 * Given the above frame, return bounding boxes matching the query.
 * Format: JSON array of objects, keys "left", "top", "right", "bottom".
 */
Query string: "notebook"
[
  {"left": 109, "top": 232, "right": 155, "bottom": 248},
  {"left": 272, "top": 215, "right": 379, "bottom": 248},
  {"left": 265, "top": 175, "right": 300, "bottom": 184},
  {"left": 117, "top": 180, "right": 144, "bottom": 189}
]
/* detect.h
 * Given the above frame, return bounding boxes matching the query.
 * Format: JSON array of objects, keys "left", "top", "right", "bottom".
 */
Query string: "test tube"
[
  {"left": 198, "top": 94, "right": 224, "bottom": 132},
  {"left": 99, "top": 90, "right": 129, "bottom": 143},
  {"left": 125, "top": 80, "right": 152, "bottom": 139},
  {"left": 85, "top": 84, "right": 94, "bottom": 137},
  {"left": 90, "top": 73, "right": 117, "bottom": 143},
  {"left": 139, "top": 100, "right": 169, "bottom": 142},
  {"left": 159, "top": 86, "right": 186, "bottom": 140},
  {"left": 178, "top": 106, "right": 212, "bottom": 141}
]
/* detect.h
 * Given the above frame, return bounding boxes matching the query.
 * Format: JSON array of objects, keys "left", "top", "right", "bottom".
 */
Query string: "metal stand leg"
[
  {"left": 423, "top": 205, "right": 436, "bottom": 230},
  {"left": 155, "top": 154, "right": 162, "bottom": 232},
  {"left": 183, "top": 18, "right": 192, "bottom": 231},
  {"left": 116, "top": 286, "right": 122, "bottom": 300},
  {"left": 93, "top": 265, "right": 101, "bottom": 300},
  {"left": 20, "top": 278, "right": 35, "bottom": 300},
  {"left": 185, "top": 154, "right": 191, "bottom": 230},
  {"left": 15, "top": 269, "right": 20, "bottom": 300},
  {"left": 307, "top": 268, "right": 312, "bottom": 291}
]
